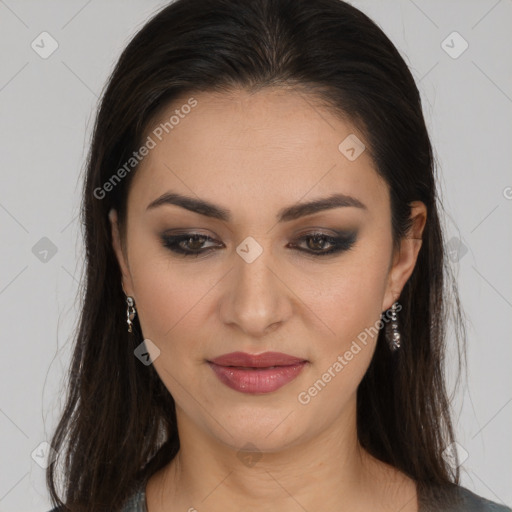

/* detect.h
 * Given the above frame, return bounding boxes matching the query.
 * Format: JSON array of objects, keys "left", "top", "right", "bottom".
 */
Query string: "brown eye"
[
  {"left": 160, "top": 231, "right": 357, "bottom": 258},
  {"left": 161, "top": 233, "right": 221, "bottom": 256},
  {"left": 306, "top": 234, "right": 333, "bottom": 251},
  {"left": 186, "top": 235, "right": 207, "bottom": 251},
  {"left": 290, "top": 231, "right": 357, "bottom": 256}
]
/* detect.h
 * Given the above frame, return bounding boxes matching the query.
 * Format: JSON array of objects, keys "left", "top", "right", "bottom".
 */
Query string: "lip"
[
  {"left": 209, "top": 351, "right": 306, "bottom": 367},
  {"left": 207, "top": 351, "right": 308, "bottom": 394}
]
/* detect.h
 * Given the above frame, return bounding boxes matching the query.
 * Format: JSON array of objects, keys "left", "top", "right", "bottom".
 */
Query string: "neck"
[{"left": 146, "top": 398, "right": 418, "bottom": 512}]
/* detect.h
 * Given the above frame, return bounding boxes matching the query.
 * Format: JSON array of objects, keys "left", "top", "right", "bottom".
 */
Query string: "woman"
[{"left": 46, "top": 0, "right": 511, "bottom": 510}]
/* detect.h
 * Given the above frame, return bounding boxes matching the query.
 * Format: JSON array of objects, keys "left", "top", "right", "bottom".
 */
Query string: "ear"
[
  {"left": 382, "top": 201, "right": 427, "bottom": 311},
  {"left": 109, "top": 208, "right": 135, "bottom": 297}
]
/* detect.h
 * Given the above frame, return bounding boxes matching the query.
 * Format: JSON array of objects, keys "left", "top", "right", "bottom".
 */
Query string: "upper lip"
[{"left": 208, "top": 351, "right": 307, "bottom": 368}]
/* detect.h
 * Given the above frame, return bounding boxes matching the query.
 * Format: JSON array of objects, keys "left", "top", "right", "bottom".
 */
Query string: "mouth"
[{"left": 207, "top": 352, "right": 308, "bottom": 394}]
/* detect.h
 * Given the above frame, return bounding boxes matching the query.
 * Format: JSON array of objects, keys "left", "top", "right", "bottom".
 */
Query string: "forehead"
[{"left": 128, "top": 87, "right": 388, "bottom": 220}]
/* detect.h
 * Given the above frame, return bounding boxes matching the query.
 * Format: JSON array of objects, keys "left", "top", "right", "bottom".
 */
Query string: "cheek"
[
  {"left": 296, "top": 258, "right": 390, "bottom": 408},
  {"left": 307, "top": 251, "right": 390, "bottom": 340},
  {"left": 296, "top": 250, "right": 392, "bottom": 404},
  {"left": 126, "top": 240, "right": 208, "bottom": 349},
  {"left": 127, "top": 251, "right": 213, "bottom": 399}
]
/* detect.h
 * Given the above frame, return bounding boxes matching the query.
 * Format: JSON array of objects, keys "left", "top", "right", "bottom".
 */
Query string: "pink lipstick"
[{"left": 207, "top": 351, "right": 308, "bottom": 394}]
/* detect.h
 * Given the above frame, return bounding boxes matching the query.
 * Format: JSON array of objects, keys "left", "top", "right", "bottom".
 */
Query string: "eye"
[
  {"left": 160, "top": 233, "right": 222, "bottom": 257},
  {"left": 288, "top": 231, "right": 357, "bottom": 256},
  {"left": 160, "top": 230, "right": 357, "bottom": 258}
]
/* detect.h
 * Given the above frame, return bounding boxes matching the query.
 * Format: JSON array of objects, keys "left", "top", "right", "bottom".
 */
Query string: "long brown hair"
[{"left": 46, "top": 0, "right": 466, "bottom": 509}]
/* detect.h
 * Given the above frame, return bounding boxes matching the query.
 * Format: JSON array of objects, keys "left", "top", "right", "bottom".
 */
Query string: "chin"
[{"left": 206, "top": 410, "right": 306, "bottom": 454}]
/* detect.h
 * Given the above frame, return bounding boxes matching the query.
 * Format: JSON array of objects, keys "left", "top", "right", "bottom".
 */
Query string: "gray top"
[
  {"left": 120, "top": 482, "right": 147, "bottom": 512},
  {"left": 117, "top": 482, "right": 512, "bottom": 512},
  {"left": 47, "top": 482, "right": 512, "bottom": 511}
]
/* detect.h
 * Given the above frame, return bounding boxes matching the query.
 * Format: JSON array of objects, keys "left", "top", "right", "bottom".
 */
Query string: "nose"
[{"left": 219, "top": 244, "right": 293, "bottom": 338}]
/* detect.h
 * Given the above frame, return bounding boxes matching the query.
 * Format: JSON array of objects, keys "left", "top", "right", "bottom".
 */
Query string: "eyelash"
[{"left": 160, "top": 231, "right": 357, "bottom": 258}]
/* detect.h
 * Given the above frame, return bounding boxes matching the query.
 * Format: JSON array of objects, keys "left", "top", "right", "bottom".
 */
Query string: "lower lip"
[{"left": 208, "top": 361, "right": 308, "bottom": 394}]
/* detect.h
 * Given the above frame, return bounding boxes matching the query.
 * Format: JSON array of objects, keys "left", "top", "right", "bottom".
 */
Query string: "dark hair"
[{"left": 46, "top": 0, "right": 466, "bottom": 509}]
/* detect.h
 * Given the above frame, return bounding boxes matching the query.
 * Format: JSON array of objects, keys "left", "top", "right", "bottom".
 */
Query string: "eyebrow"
[{"left": 146, "top": 191, "right": 366, "bottom": 223}]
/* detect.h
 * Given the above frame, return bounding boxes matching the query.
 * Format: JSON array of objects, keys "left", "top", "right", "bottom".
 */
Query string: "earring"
[
  {"left": 126, "top": 296, "right": 137, "bottom": 333},
  {"left": 385, "top": 301, "right": 401, "bottom": 351}
]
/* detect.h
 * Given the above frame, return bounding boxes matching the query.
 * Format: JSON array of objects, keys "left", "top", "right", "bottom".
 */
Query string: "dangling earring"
[
  {"left": 126, "top": 296, "right": 137, "bottom": 333},
  {"left": 385, "top": 301, "right": 401, "bottom": 351}
]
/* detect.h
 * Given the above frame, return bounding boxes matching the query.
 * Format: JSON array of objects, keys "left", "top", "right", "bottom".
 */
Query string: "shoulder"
[
  {"left": 119, "top": 485, "right": 147, "bottom": 512},
  {"left": 419, "top": 483, "right": 512, "bottom": 512},
  {"left": 454, "top": 486, "right": 512, "bottom": 512},
  {"left": 46, "top": 484, "right": 147, "bottom": 512}
]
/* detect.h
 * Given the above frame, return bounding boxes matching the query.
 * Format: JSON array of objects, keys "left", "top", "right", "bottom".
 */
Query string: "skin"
[{"left": 110, "top": 87, "right": 426, "bottom": 512}]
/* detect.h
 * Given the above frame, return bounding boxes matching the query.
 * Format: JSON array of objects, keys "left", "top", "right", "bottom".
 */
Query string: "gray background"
[{"left": 0, "top": 0, "right": 511, "bottom": 510}]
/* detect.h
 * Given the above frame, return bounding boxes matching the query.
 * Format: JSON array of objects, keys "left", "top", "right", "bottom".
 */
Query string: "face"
[{"left": 110, "top": 87, "right": 425, "bottom": 454}]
